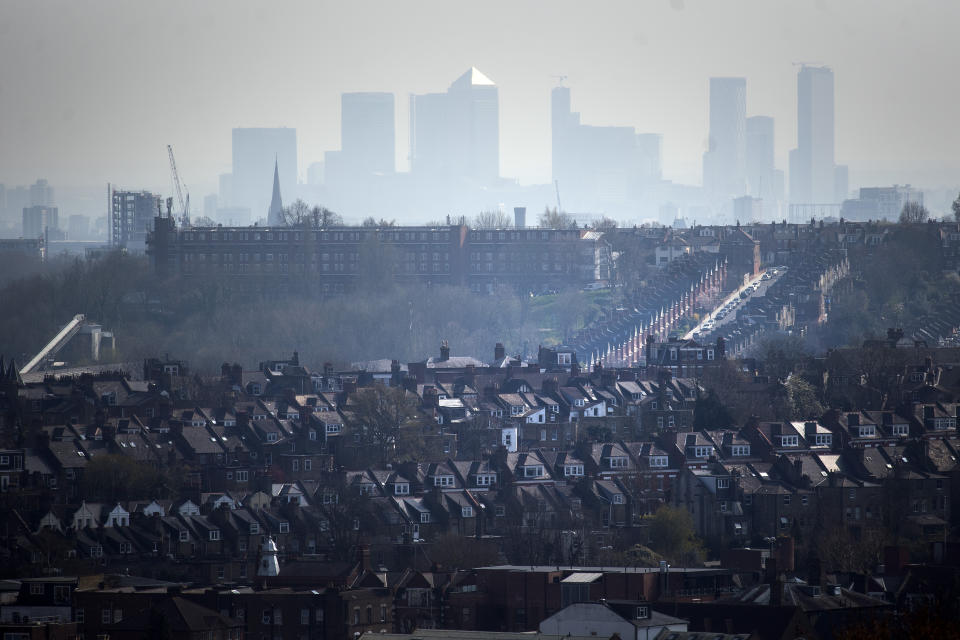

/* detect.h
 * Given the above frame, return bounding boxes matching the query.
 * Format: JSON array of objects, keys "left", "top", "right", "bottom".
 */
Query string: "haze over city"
[
  {"left": 6, "top": 2, "right": 960, "bottom": 639},
  {"left": 2, "top": 0, "right": 959, "bottom": 215}
]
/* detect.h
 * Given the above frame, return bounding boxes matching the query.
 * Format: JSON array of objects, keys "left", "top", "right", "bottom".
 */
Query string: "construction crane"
[
  {"left": 554, "top": 180, "right": 563, "bottom": 213},
  {"left": 167, "top": 144, "right": 190, "bottom": 227}
]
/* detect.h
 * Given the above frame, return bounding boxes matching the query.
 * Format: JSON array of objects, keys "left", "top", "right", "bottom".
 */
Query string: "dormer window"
[
  {"left": 779, "top": 436, "right": 799, "bottom": 447},
  {"left": 420, "top": 512, "right": 431, "bottom": 523},
  {"left": 475, "top": 473, "right": 495, "bottom": 486},
  {"left": 266, "top": 432, "right": 279, "bottom": 442},
  {"left": 523, "top": 465, "right": 544, "bottom": 478},
  {"left": 434, "top": 475, "right": 454, "bottom": 487},
  {"left": 558, "top": 353, "right": 572, "bottom": 365},
  {"left": 609, "top": 457, "right": 627, "bottom": 469},
  {"left": 731, "top": 445, "right": 750, "bottom": 456},
  {"left": 564, "top": 464, "right": 584, "bottom": 477},
  {"left": 717, "top": 478, "right": 730, "bottom": 489},
  {"left": 858, "top": 425, "right": 876, "bottom": 437},
  {"left": 891, "top": 424, "right": 909, "bottom": 436},
  {"left": 649, "top": 456, "right": 668, "bottom": 468},
  {"left": 693, "top": 446, "right": 712, "bottom": 458},
  {"left": 461, "top": 506, "right": 473, "bottom": 518},
  {"left": 574, "top": 399, "right": 585, "bottom": 407},
  {"left": 612, "top": 494, "right": 624, "bottom": 504},
  {"left": 250, "top": 523, "right": 259, "bottom": 534},
  {"left": 814, "top": 434, "right": 832, "bottom": 446},
  {"left": 394, "top": 483, "right": 410, "bottom": 495},
  {"left": 635, "top": 606, "right": 649, "bottom": 619},
  {"left": 511, "top": 405, "right": 523, "bottom": 416}
]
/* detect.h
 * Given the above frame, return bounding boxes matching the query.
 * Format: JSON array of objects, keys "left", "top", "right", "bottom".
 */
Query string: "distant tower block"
[
  {"left": 514, "top": 207, "right": 526, "bottom": 229},
  {"left": 258, "top": 537, "right": 280, "bottom": 577}
]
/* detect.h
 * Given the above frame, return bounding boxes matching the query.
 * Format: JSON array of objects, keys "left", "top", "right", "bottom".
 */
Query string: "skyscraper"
[
  {"left": 341, "top": 92, "right": 395, "bottom": 176},
  {"left": 29, "top": 179, "right": 54, "bottom": 207},
  {"left": 745, "top": 116, "right": 775, "bottom": 201},
  {"left": 703, "top": 77, "right": 747, "bottom": 203},
  {"left": 790, "top": 65, "right": 835, "bottom": 204},
  {"left": 231, "top": 128, "right": 297, "bottom": 220},
  {"left": 551, "top": 85, "right": 662, "bottom": 213},
  {"left": 410, "top": 67, "right": 499, "bottom": 184}
]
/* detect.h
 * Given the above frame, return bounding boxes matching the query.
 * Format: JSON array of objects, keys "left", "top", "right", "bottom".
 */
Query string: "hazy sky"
[{"left": 1, "top": 0, "right": 958, "bottom": 196}]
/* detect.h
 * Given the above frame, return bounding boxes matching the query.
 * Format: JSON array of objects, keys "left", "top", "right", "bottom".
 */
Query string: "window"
[
  {"left": 815, "top": 434, "right": 832, "bottom": 446},
  {"left": 380, "top": 604, "right": 387, "bottom": 623},
  {"left": 301, "top": 609, "right": 310, "bottom": 625},
  {"left": 524, "top": 465, "right": 544, "bottom": 477},
  {"left": 801, "top": 495, "right": 809, "bottom": 506},
  {"left": 720, "top": 501, "right": 727, "bottom": 512},
  {"left": 780, "top": 435, "right": 799, "bottom": 447},
  {"left": 564, "top": 465, "right": 584, "bottom": 477},
  {"left": 420, "top": 512, "right": 431, "bottom": 523},
  {"left": 650, "top": 456, "right": 669, "bottom": 467},
  {"left": 262, "top": 610, "right": 272, "bottom": 625},
  {"left": 236, "top": 470, "right": 248, "bottom": 482},
  {"left": 179, "top": 530, "right": 189, "bottom": 542},
  {"left": 609, "top": 457, "right": 627, "bottom": 468},
  {"left": 279, "top": 522, "right": 289, "bottom": 533},
  {"left": 434, "top": 475, "right": 454, "bottom": 487},
  {"left": 462, "top": 506, "right": 473, "bottom": 517},
  {"left": 612, "top": 494, "right": 624, "bottom": 504},
  {"left": 717, "top": 478, "right": 730, "bottom": 489},
  {"left": 30, "top": 583, "right": 44, "bottom": 595},
  {"left": 475, "top": 473, "right": 495, "bottom": 487},
  {"left": 783, "top": 495, "right": 791, "bottom": 505},
  {"left": 209, "top": 530, "right": 221, "bottom": 541},
  {"left": 731, "top": 445, "right": 750, "bottom": 456},
  {"left": 495, "top": 505, "right": 505, "bottom": 517},
  {"left": 102, "top": 609, "right": 112, "bottom": 624},
  {"left": 394, "top": 483, "right": 410, "bottom": 495},
  {"left": 75, "top": 609, "right": 84, "bottom": 624},
  {"left": 353, "top": 608, "right": 360, "bottom": 626}
]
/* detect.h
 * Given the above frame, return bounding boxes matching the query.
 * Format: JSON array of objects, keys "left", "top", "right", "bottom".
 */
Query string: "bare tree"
[
  {"left": 899, "top": 201, "right": 929, "bottom": 224},
  {"left": 591, "top": 216, "right": 617, "bottom": 231},
  {"left": 344, "top": 383, "right": 423, "bottom": 464},
  {"left": 538, "top": 207, "right": 575, "bottom": 229},
  {"left": 361, "top": 216, "right": 396, "bottom": 227},
  {"left": 952, "top": 191, "right": 960, "bottom": 222},
  {"left": 473, "top": 210, "right": 512, "bottom": 229},
  {"left": 281, "top": 199, "right": 342, "bottom": 227}
]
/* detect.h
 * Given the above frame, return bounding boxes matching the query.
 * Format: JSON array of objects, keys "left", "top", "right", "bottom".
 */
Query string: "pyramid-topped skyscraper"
[
  {"left": 410, "top": 67, "right": 499, "bottom": 185},
  {"left": 267, "top": 159, "right": 284, "bottom": 226}
]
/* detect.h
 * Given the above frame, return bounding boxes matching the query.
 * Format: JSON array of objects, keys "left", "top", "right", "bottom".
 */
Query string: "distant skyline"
[{"left": 1, "top": 0, "right": 958, "bottom": 197}]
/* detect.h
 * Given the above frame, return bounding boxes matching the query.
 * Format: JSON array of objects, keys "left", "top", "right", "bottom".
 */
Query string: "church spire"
[{"left": 267, "top": 158, "right": 284, "bottom": 226}]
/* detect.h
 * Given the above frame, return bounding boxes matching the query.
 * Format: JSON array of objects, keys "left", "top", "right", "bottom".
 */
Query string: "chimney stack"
[
  {"left": 440, "top": 340, "right": 450, "bottom": 362},
  {"left": 494, "top": 343, "right": 506, "bottom": 362}
]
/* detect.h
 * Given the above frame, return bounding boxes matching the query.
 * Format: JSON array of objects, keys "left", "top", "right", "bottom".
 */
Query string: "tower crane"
[{"left": 167, "top": 144, "right": 190, "bottom": 227}]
